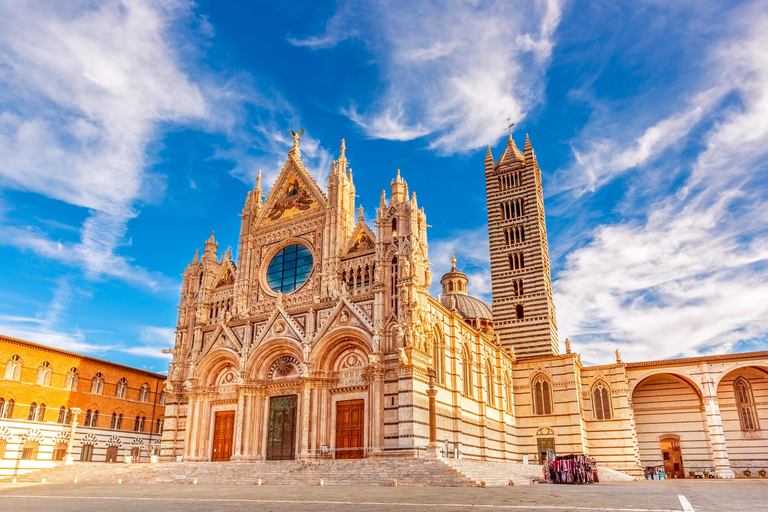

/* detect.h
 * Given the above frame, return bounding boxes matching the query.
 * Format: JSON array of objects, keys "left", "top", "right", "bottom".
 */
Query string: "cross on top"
[{"left": 503, "top": 117, "right": 515, "bottom": 135}]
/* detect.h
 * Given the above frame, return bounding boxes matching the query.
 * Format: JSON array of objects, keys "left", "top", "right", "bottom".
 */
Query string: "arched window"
[
  {"left": 485, "top": 360, "right": 495, "bottom": 406},
  {"left": 27, "top": 402, "right": 37, "bottom": 421},
  {"left": 58, "top": 406, "right": 67, "bottom": 424},
  {"left": 21, "top": 441, "right": 39, "bottom": 460},
  {"left": 592, "top": 382, "right": 612, "bottom": 420},
  {"left": 90, "top": 373, "right": 104, "bottom": 394},
  {"left": 516, "top": 305, "right": 524, "bottom": 319},
  {"left": 532, "top": 375, "right": 553, "bottom": 415},
  {"left": 134, "top": 416, "right": 145, "bottom": 432},
  {"left": 139, "top": 383, "right": 150, "bottom": 402},
  {"left": 35, "top": 362, "right": 52, "bottom": 386},
  {"left": 53, "top": 443, "right": 67, "bottom": 461},
  {"left": 155, "top": 418, "right": 164, "bottom": 434},
  {"left": 432, "top": 331, "right": 444, "bottom": 386},
  {"left": 391, "top": 256, "right": 399, "bottom": 316},
  {"left": 111, "top": 413, "right": 124, "bottom": 430},
  {"left": 0, "top": 398, "right": 4, "bottom": 417},
  {"left": 735, "top": 378, "right": 759, "bottom": 431},
  {"left": 36, "top": 403, "right": 46, "bottom": 422},
  {"left": 462, "top": 345, "right": 472, "bottom": 397},
  {"left": 80, "top": 443, "right": 93, "bottom": 461},
  {"left": 2, "top": 399, "right": 14, "bottom": 418},
  {"left": 159, "top": 391, "right": 166, "bottom": 406},
  {"left": 391, "top": 218, "right": 398, "bottom": 238},
  {"left": 115, "top": 378, "right": 128, "bottom": 399},
  {"left": 4, "top": 355, "right": 22, "bottom": 381},
  {"left": 64, "top": 368, "right": 79, "bottom": 391},
  {"left": 84, "top": 409, "right": 99, "bottom": 427}
]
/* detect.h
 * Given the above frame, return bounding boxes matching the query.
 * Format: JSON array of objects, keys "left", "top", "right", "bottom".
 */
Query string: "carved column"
[
  {"left": 183, "top": 397, "right": 197, "bottom": 460},
  {"left": 232, "top": 389, "right": 246, "bottom": 460},
  {"left": 63, "top": 408, "right": 81, "bottom": 465},
  {"left": 425, "top": 367, "right": 442, "bottom": 458},
  {"left": 300, "top": 383, "right": 312, "bottom": 459}
]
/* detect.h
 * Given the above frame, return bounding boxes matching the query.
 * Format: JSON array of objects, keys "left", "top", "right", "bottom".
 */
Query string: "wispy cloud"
[
  {"left": 553, "top": 3, "right": 768, "bottom": 364},
  {"left": 291, "top": 0, "right": 563, "bottom": 154}
]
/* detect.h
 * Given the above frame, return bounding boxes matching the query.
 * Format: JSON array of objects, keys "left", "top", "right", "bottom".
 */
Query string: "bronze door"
[
  {"left": 661, "top": 438, "right": 685, "bottom": 478},
  {"left": 335, "top": 399, "right": 364, "bottom": 459},
  {"left": 212, "top": 410, "right": 235, "bottom": 461},
  {"left": 106, "top": 445, "right": 118, "bottom": 462},
  {"left": 537, "top": 438, "right": 555, "bottom": 463},
  {"left": 267, "top": 395, "right": 297, "bottom": 460}
]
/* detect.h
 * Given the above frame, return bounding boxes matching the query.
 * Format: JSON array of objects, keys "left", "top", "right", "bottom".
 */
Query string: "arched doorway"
[{"left": 660, "top": 437, "right": 685, "bottom": 478}]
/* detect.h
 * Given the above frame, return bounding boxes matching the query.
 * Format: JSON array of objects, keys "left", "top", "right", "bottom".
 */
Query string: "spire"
[
  {"left": 524, "top": 133, "right": 534, "bottom": 158},
  {"left": 411, "top": 191, "right": 417, "bottom": 209},
  {"left": 357, "top": 205, "right": 365, "bottom": 222},
  {"left": 485, "top": 145, "right": 494, "bottom": 165},
  {"left": 203, "top": 231, "right": 218, "bottom": 260},
  {"left": 450, "top": 251, "right": 457, "bottom": 270},
  {"left": 193, "top": 249, "right": 199, "bottom": 263},
  {"left": 340, "top": 139, "right": 346, "bottom": 159},
  {"left": 380, "top": 189, "right": 387, "bottom": 208},
  {"left": 255, "top": 170, "right": 263, "bottom": 203},
  {"left": 390, "top": 169, "right": 406, "bottom": 204}
]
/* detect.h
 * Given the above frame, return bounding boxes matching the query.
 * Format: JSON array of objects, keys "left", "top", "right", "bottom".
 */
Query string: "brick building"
[{"left": 0, "top": 334, "right": 166, "bottom": 477}]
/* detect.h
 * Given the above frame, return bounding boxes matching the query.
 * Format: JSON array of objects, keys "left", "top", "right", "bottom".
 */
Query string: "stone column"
[
  {"left": 300, "top": 383, "right": 312, "bottom": 459},
  {"left": 63, "top": 408, "right": 81, "bottom": 465},
  {"left": 425, "top": 367, "right": 442, "bottom": 458},
  {"left": 702, "top": 393, "right": 735, "bottom": 478},
  {"left": 231, "top": 389, "right": 246, "bottom": 460}
]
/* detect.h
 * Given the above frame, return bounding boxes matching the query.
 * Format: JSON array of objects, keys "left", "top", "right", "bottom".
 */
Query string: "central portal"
[
  {"left": 335, "top": 399, "right": 364, "bottom": 459},
  {"left": 212, "top": 410, "right": 235, "bottom": 461},
  {"left": 267, "top": 395, "right": 297, "bottom": 460}
]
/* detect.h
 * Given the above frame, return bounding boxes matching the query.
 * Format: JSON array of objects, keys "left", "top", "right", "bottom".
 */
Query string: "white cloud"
[
  {"left": 117, "top": 326, "right": 174, "bottom": 361},
  {"left": 291, "top": 0, "right": 562, "bottom": 154},
  {"left": 554, "top": 6, "right": 768, "bottom": 364}
]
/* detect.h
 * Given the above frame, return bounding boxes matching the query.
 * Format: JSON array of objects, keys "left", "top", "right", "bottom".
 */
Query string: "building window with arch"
[
  {"left": 485, "top": 360, "right": 495, "bottom": 406},
  {"left": 735, "top": 377, "right": 759, "bottom": 431},
  {"left": 52, "top": 442, "right": 67, "bottom": 461},
  {"left": 134, "top": 415, "right": 145, "bottom": 432},
  {"left": 532, "top": 375, "right": 553, "bottom": 415},
  {"left": 80, "top": 443, "right": 94, "bottom": 462},
  {"left": 115, "top": 378, "right": 128, "bottom": 399},
  {"left": 21, "top": 441, "right": 39, "bottom": 460},
  {"left": 159, "top": 391, "right": 166, "bottom": 406},
  {"left": 592, "top": 382, "right": 612, "bottom": 420},
  {"left": 4, "top": 355, "right": 22, "bottom": 381},
  {"left": 84, "top": 409, "right": 99, "bottom": 427},
  {"left": 432, "top": 334, "right": 445, "bottom": 386},
  {"left": 27, "top": 402, "right": 37, "bottom": 421},
  {"left": 0, "top": 398, "right": 5, "bottom": 418},
  {"left": 155, "top": 418, "right": 164, "bottom": 434},
  {"left": 111, "top": 413, "right": 123, "bottom": 430},
  {"left": 57, "top": 406, "right": 67, "bottom": 424},
  {"left": 2, "top": 399, "right": 14, "bottom": 418},
  {"left": 35, "top": 362, "right": 53, "bottom": 386},
  {"left": 90, "top": 373, "right": 104, "bottom": 394},
  {"left": 64, "top": 368, "right": 79, "bottom": 391},
  {"left": 138, "top": 383, "right": 150, "bottom": 402},
  {"left": 462, "top": 346, "right": 472, "bottom": 397}
]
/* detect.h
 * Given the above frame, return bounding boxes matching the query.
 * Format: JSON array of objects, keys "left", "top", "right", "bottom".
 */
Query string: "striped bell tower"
[{"left": 485, "top": 134, "right": 558, "bottom": 358}]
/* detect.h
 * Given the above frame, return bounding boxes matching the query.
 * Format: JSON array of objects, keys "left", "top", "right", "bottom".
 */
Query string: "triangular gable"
[
  {"left": 252, "top": 307, "right": 305, "bottom": 349},
  {"left": 199, "top": 323, "right": 242, "bottom": 361},
  {"left": 214, "top": 263, "right": 236, "bottom": 288},
  {"left": 255, "top": 152, "right": 328, "bottom": 228},
  {"left": 312, "top": 297, "right": 374, "bottom": 343},
  {"left": 344, "top": 221, "right": 376, "bottom": 255}
]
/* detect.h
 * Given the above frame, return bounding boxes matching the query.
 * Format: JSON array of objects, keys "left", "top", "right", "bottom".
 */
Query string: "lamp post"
[{"left": 64, "top": 408, "right": 82, "bottom": 465}]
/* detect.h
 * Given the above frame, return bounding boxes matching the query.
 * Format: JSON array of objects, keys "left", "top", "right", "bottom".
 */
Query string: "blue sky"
[{"left": 1, "top": 0, "right": 767, "bottom": 372}]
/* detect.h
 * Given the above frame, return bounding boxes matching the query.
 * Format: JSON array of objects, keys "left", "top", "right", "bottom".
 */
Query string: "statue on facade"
[{"left": 290, "top": 128, "right": 304, "bottom": 149}]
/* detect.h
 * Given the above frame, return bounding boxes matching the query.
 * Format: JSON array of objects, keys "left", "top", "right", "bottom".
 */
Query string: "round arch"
[
  {"left": 194, "top": 348, "right": 240, "bottom": 386},
  {"left": 313, "top": 328, "right": 373, "bottom": 374},
  {"left": 629, "top": 370, "right": 704, "bottom": 400},
  {"left": 714, "top": 363, "right": 768, "bottom": 389},
  {"left": 247, "top": 337, "right": 304, "bottom": 380}
]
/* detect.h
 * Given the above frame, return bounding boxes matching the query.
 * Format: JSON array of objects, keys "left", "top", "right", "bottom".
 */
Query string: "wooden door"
[
  {"left": 537, "top": 438, "right": 555, "bottom": 463},
  {"left": 661, "top": 438, "right": 685, "bottom": 478},
  {"left": 106, "top": 446, "right": 118, "bottom": 462},
  {"left": 212, "top": 410, "right": 235, "bottom": 461},
  {"left": 335, "top": 399, "right": 364, "bottom": 459},
  {"left": 267, "top": 395, "right": 297, "bottom": 460}
]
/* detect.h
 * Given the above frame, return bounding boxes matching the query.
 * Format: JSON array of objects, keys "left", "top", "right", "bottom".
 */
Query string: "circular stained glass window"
[{"left": 266, "top": 244, "right": 313, "bottom": 293}]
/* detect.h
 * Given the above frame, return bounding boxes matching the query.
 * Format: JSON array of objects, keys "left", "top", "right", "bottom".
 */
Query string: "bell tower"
[{"left": 485, "top": 134, "right": 558, "bottom": 358}]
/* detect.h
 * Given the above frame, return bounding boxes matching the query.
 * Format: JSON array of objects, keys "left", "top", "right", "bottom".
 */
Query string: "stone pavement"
[{"left": 1, "top": 480, "right": 766, "bottom": 512}]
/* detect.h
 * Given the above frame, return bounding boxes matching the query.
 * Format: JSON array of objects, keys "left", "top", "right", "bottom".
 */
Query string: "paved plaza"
[{"left": 1, "top": 480, "right": 766, "bottom": 512}]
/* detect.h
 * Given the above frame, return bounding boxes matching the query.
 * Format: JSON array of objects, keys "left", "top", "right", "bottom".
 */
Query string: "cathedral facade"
[{"left": 161, "top": 133, "right": 768, "bottom": 478}]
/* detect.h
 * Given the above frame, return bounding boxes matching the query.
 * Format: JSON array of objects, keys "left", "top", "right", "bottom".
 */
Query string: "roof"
[
  {"left": 624, "top": 350, "right": 768, "bottom": 369},
  {"left": 0, "top": 333, "right": 168, "bottom": 378},
  {"left": 440, "top": 294, "right": 493, "bottom": 321}
]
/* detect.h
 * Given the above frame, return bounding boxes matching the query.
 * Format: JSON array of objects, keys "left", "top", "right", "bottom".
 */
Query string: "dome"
[{"left": 440, "top": 293, "right": 493, "bottom": 321}]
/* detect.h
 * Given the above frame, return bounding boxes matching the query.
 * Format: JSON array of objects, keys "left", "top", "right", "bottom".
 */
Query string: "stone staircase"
[
  {"left": 5, "top": 459, "right": 483, "bottom": 487},
  {"left": 441, "top": 459, "right": 544, "bottom": 486}
]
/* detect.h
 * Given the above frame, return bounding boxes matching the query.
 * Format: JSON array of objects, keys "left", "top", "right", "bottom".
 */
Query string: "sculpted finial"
[
  {"left": 357, "top": 205, "right": 364, "bottom": 221},
  {"left": 290, "top": 128, "right": 304, "bottom": 150}
]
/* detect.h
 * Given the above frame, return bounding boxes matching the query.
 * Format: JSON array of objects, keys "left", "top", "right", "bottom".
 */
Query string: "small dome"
[{"left": 440, "top": 294, "right": 493, "bottom": 321}]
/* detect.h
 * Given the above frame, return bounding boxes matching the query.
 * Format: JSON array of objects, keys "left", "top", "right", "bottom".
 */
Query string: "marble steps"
[
  {"left": 441, "top": 459, "right": 545, "bottom": 486},
  {"left": 8, "top": 459, "right": 477, "bottom": 487}
]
